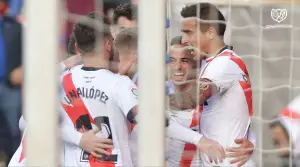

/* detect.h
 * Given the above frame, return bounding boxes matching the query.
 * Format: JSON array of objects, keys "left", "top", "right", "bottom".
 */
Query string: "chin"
[{"left": 172, "top": 80, "right": 187, "bottom": 85}]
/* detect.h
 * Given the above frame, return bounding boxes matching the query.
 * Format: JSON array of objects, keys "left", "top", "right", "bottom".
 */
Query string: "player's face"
[
  {"left": 181, "top": 18, "right": 210, "bottom": 53},
  {"left": 111, "top": 17, "right": 137, "bottom": 39},
  {"left": 271, "top": 125, "right": 290, "bottom": 158},
  {"left": 168, "top": 46, "right": 197, "bottom": 84}
]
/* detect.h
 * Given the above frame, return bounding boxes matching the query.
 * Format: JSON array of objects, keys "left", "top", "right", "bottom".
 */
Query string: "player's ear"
[
  {"left": 74, "top": 43, "right": 81, "bottom": 56},
  {"left": 104, "top": 40, "right": 111, "bottom": 53},
  {"left": 207, "top": 27, "right": 216, "bottom": 40}
]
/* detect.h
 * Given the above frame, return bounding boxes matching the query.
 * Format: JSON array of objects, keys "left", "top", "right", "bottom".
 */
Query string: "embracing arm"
[{"left": 169, "top": 78, "right": 217, "bottom": 110}]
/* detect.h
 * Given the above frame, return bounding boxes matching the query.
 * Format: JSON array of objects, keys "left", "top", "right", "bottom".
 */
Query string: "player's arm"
[
  {"left": 169, "top": 78, "right": 216, "bottom": 110},
  {"left": 112, "top": 76, "right": 138, "bottom": 123},
  {"left": 58, "top": 55, "right": 82, "bottom": 73},
  {"left": 114, "top": 77, "right": 225, "bottom": 163},
  {"left": 113, "top": 76, "right": 170, "bottom": 127},
  {"left": 168, "top": 116, "right": 225, "bottom": 164},
  {"left": 60, "top": 107, "right": 113, "bottom": 157},
  {"left": 170, "top": 58, "right": 240, "bottom": 110}
]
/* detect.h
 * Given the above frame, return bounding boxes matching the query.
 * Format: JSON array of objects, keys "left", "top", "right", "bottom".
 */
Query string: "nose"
[
  {"left": 175, "top": 61, "right": 182, "bottom": 70},
  {"left": 181, "top": 35, "right": 189, "bottom": 45}
]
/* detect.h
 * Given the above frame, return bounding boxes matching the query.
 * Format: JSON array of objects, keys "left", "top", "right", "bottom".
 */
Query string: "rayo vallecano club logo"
[
  {"left": 266, "top": 9, "right": 291, "bottom": 29},
  {"left": 271, "top": 9, "right": 287, "bottom": 23}
]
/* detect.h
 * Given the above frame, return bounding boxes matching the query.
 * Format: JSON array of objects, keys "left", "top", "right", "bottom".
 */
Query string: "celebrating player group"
[{"left": 9, "top": 2, "right": 257, "bottom": 167}]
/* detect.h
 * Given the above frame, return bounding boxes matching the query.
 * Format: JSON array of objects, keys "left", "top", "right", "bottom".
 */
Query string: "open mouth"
[{"left": 173, "top": 72, "right": 185, "bottom": 76}]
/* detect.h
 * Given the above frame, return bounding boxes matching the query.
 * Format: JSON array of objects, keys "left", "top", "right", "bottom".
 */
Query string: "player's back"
[
  {"left": 167, "top": 108, "right": 202, "bottom": 167},
  {"left": 200, "top": 49, "right": 254, "bottom": 166},
  {"left": 61, "top": 65, "right": 136, "bottom": 167}
]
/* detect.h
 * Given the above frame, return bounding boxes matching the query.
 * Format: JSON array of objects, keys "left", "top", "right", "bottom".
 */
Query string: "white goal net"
[
  {"left": 22, "top": 0, "right": 300, "bottom": 166},
  {"left": 168, "top": 0, "right": 300, "bottom": 166}
]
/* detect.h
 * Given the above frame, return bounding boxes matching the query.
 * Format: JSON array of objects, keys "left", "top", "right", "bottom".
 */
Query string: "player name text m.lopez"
[{"left": 64, "top": 87, "right": 109, "bottom": 104}]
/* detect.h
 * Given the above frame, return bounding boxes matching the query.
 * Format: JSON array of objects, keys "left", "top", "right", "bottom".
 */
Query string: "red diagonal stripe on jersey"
[
  {"left": 281, "top": 108, "right": 300, "bottom": 119},
  {"left": 62, "top": 73, "right": 115, "bottom": 166},
  {"left": 179, "top": 110, "right": 199, "bottom": 167},
  {"left": 227, "top": 54, "right": 252, "bottom": 116},
  {"left": 18, "top": 137, "right": 25, "bottom": 163},
  {"left": 89, "top": 148, "right": 114, "bottom": 167},
  {"left": 190, "top": 110, "right": 200, "bottom": 128},
  {"left": 239, "top": 80, "right": 253, "bottom": 116},
  {"left": 219, "top": 51, "right": 249, "bottom": 76},
  {"left": 62, "top": 73, "right": 95, "bottom": 125},
  {"left": 219, "top": 52, "right": 253, "bottom": 116},
  {"left": 180, "top": 144, "right": 197, "bottom": 167}
]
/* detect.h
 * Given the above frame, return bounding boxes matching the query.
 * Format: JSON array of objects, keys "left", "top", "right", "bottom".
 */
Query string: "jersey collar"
[{"left": 205, "top": 45, "right": 233, "bottom": 63}]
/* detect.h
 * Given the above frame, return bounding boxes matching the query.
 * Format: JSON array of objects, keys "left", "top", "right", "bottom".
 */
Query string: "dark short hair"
[
  {"left": 68, "top": 35, "right": 76, "bottom": 55},
  {"left": 170, "top": 36, "right": 182, "bottom": 46},
  {"left": 113, "top": 3, "right": 137, "bottom": 24},
  {"left": 73, "top": 12, "right": 112, "bottom": 53},
  {"left": 181, "top": 3, "right": 226, "bottom": 36},
  {"left": 114, "top": 28, "right": 137, "bottom": 53}
]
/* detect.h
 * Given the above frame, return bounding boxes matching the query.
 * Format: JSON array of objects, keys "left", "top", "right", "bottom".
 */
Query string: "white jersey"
[
  {"left": 279, "top": 95, "right": 300, "bottom": 157},
  {"left": 129, "top": 73, "right": 203, "bottom": 166},
  {"left": 61, "top": 65, "right": 137, "bottom": 167},
  {"left": 200, "top": 49, "right": 255, "bottom": 166},
  {"left": 8, "top": 133, "right": 26, "bottom": 167},
  {"left": 167, "top": 108, "right": 202, "bottom": 167}
]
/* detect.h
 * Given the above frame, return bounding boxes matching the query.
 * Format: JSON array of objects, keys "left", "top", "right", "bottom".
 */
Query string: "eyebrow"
[{"left": 181, "top": 29, "right": 192, "bottom": 33}]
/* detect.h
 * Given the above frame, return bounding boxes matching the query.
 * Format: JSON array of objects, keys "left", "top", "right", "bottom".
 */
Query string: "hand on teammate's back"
[
  {"left": 197, "top": 137, "right": 226, "bottom": 164},
  {"left": 79, "top": 128, "right": 113, "bottom": 158},
  {"left": 226, "top": 138, "right": 254, "bottom": 167}
]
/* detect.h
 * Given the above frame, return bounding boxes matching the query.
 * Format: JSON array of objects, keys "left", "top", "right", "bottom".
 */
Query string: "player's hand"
[
  {"left": 226, "top": 138, "right": 254, "bottom": 167},
  {"left": 63, "top": 55, "right": 82, "bottom": 70},
  {"left": 183, "top": 46, "right": 207, "bottom": 61},
  {"left": 118, "top": 59, "right": 135, "bottom": 76},
  {"left": 169, "top": 92, "right": 196, "bottom": 110},
  {"left": 197, "top": 137, "right": 225, "bottom": 164},
  {"left": 79, "top": 128, "right": 113, "bottom": 158}
]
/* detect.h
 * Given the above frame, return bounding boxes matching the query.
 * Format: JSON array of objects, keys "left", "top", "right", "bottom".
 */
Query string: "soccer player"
[
  {"left": 269, "top": 95, "right": 300, "bottom": 166},
  {"left": 65, "top": 14, "right": 214, "bottom": 167},
  {"left": 111, "top": 3, "right": 137, "bottom": 39},
  {"left": 169, "top": 3, "right": 255, "bottom": 166},
  {"left": 9, "top": 14, "right": 115, "bottom": 167},
  {"left": 113, "top": 28, "right": 255, "bottom": 166},
  {"left": 166, "top": 37, "right": 255, "bottom": 167},
  {"left": 113, "top": 27, "right": 219, "bottom": 166},
  {"left": 60, "top": 12, "right": 138, "bottom": 167}
]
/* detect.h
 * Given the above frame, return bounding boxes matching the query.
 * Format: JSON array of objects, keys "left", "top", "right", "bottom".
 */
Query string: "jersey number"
[{"left": 76, "top": 115, "right": 117, "bottom": 163}]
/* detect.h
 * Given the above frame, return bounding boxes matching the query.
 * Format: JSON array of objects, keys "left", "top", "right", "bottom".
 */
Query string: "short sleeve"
[
  {"left": 112, "top": 76, "right": 138, "bottom": 117},
  {"left": 200, "top": 57, "right": 241, "bottom": 93}
]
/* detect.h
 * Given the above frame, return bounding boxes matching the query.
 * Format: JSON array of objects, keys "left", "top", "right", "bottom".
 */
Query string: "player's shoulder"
[
  {"left": 115, "top": 74, "right": 136, "bottom": 87},
  {"left": 208, "top": 50, "right": 242, "bottom": 71},
  {"left": 60, "top": 64, "right": 83, "bottom": 77},
  {"left": 287, "top": 95, "right": 300, "bottom": 112}
]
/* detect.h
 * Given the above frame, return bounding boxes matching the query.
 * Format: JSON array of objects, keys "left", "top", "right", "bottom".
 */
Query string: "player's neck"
[
  {"left": 82, "top": 53, "right": 109, "bottom": 70},
  {"left": 175, "top": 81, "right": 196, "bottom": 92},
  {"left": 206, "top": 40, "right": 225, "bottom": 57}
]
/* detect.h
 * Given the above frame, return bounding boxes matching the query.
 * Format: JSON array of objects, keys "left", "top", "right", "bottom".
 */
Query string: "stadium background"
[{"left": 0, "top": 0, "right": 300, "bottom": 166}]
